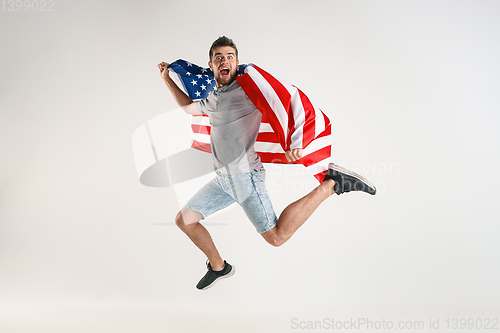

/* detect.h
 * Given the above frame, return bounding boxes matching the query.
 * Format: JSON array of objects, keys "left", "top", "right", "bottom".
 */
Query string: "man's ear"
[{"left": 208, "top": 61, "right": 213, "bottom": 71}]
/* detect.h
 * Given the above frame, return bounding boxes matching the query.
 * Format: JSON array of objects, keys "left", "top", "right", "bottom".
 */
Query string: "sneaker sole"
[
  {"left": 328, "top": 163, "right": 376, "bottom": 192},
  {"left": 199, "top": 265, "right": 236, "bottom": 290}
]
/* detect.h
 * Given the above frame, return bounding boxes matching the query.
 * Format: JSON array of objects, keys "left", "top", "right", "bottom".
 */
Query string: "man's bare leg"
[
  {"left": 175, "top": 207, "right": 225, "bottom": 270},
  {"left": 261, "top": 179, "right": 335, "bottom": 247}
]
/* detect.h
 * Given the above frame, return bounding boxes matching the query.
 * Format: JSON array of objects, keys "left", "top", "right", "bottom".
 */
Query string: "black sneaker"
[
  {"left": 323, "top": 163, "right": 376, "bottom": 195},
  {"left": 196, "top": 260, "right": 235, "bottom": 290}
]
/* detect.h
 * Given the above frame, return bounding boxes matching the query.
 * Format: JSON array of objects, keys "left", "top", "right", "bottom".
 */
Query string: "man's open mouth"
[{"left": 220, "top": 68, "right": 230, "bottom": 77}]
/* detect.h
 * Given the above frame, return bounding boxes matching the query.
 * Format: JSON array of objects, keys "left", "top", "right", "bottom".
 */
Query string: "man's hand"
[
  {"left": 158, "top": 62, "right": 171, "bottom": 81},
  {"left": 285, "top": 148, "right": 303, "bottom": 162},
  {"left": 158, "top": 61, "right": 202, "bottom": 114}
]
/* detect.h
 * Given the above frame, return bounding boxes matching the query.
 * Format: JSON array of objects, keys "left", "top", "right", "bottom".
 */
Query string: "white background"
[{"left": 1, "top": 0, "right": 499, "bottom": 332}]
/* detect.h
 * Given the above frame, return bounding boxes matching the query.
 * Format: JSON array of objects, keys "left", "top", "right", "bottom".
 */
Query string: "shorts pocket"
[{"left": 251, "top": 172, "right": 266, "bottom": 194}]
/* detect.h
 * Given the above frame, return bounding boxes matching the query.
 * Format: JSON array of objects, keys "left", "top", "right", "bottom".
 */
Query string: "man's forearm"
[{"left": 163, "top": 75, "right": 193, "bottom": 107}]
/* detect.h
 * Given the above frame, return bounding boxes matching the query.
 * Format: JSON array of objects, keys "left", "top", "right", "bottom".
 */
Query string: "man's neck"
[{"left": 216, "top": 79, "right": 237, "bottom": 89}]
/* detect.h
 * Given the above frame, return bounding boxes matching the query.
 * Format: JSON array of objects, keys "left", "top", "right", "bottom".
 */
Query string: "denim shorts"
[{"left": 184, "top": 166, "right": 278, "bottom": 234}]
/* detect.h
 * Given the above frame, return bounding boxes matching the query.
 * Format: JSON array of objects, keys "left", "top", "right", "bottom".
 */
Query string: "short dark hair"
[{"left": 209, "top": 36, "right": 238, "bottom": 60}]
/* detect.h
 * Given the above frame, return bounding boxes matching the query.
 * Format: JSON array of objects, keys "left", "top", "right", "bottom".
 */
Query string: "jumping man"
[{"left": 158, "top": 36, "right": 376, "bottom": 290}]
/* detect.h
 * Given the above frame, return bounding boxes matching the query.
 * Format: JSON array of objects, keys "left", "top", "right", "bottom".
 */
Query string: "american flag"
[{"left": 167, "top": 59, "right": 332, "bottom": 182}]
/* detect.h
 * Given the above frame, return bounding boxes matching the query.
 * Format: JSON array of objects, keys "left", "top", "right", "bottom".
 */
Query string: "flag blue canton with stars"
[{"left": 167, "top": 59, "right": 251, "bottom": 101}]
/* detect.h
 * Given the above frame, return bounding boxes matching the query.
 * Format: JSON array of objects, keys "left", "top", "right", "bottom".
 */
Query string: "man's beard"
[{"left": 215, "top": 71, "right": 237, "bottom": 87}]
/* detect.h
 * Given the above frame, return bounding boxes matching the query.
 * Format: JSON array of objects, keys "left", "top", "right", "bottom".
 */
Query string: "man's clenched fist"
[
  {"left": 158, "top": 62, "right": 170, "bottom": 81},
  {"left": 285, "top": 148, "right": 303, "bottom": 162}
]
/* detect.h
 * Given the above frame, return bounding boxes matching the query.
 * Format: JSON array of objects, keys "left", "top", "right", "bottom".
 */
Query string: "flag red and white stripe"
[{"left": 189, "top": 65, "right": 332, "bottom": 183}]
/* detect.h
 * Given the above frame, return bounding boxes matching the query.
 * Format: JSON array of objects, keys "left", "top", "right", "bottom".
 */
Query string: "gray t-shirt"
[{"left": 197, "top": 80, "right": 263, "bottom": 175}]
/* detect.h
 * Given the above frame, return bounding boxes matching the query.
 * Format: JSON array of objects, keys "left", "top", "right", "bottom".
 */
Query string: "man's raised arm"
[{"left": 158, "top": 62, "right": 202, "bottom": 115}]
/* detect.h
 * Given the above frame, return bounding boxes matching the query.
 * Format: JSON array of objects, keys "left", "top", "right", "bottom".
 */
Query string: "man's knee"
[
  {"left": 175, "top": 208, "right": 202, "bottom": 229},
  {"left": 262, "top": 230, "right": 285, "bottom": 247},
  {"left": 267, "top": 237, "right": 285, "bottom": 247},
  {"left": 174, "top": 211, "right": 186, "bottom": 229}
]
